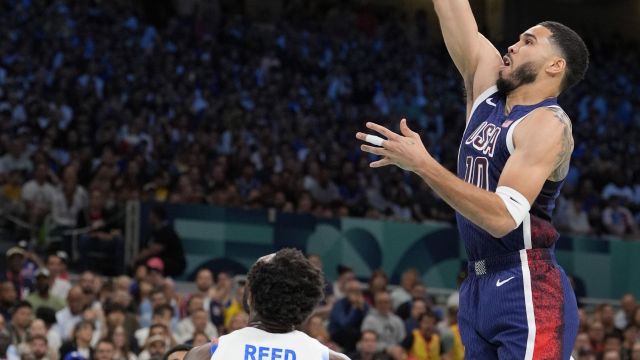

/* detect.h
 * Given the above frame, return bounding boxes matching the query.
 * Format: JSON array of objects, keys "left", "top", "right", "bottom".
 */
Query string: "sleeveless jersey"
[
  {"left": 456, "top": 85, "right": 567, "bottom": 261},
  {"left": 210, "top": 327, "right": 331, "bottom": 360}
]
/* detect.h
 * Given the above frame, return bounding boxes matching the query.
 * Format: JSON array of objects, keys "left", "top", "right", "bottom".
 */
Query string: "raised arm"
[{"left": 432, "top": 0, "right": 503, "bottom": 114}]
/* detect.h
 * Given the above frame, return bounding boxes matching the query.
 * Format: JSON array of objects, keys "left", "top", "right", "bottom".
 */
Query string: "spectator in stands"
[
  {"left": 94, "top": 339, "right": 116, "bottom": 360},
  {"left": 26, "top": 268, "right": 66, "bottom": 312},
  {"left": 76, "top": 189, "right": 124, "bottom": 275},
  {"left": 222, "top": 278, "right": 246, "bottom": 330},
  {"left": 21, "top": 163, "right": 57, "bottom": 237},
  {"left": 59, "top": 320, "right": 94, "bottom": 360},
  {"left": 401, "top": 309, "right": 442, "bottom": 360},
  {"left": 0, "top": 281, "right": 17, "bottom": 320},
  {"left": 34, "top": 308, "right": 61, "bottom": 352},
  {"left": 574, "top": 332, "right": 594, "bottom": 359},
  {"left": 307, "top": 254, "right": 335, "bottom": 318},
  {"left": 55, "top": 287, "right": 86, "bottom": 342},
  {"left": 601, "top": 196, "right": 639, "bottom": 237},
  {"left": 396, "top": 283, "right": 432, "bottom": 321},
  {"left": 175, "top": 296, "right": 217, "bottom": 343},
  {"left": 333, "top": 265, "right": 356, "bottom": 301},
  {"left": 604, "top": 333, "right": 623, "bottom": 356},
  {"left": 107, "top": 324, "right": 137, "bottom": 360},
  {"left": 2, "top": 247, "right": 34, "bottom": 299},
  {"left": 440, "top": 294, "right": 464, "bottom": 360},
  {"left": 46, "top": 252, "right": 72, "bottom": 300},
  {"left": 632, "top": 342, "right": 640, "bottom": 360},
  {"left": 616, "top": 294, "right": 637, "bottom": 329},
  {"left": 7, "top": 301, "right": 33, "bottom": 345},
  {"left": 603, "top": 350, "right": 621, "bottom": 360},
  {"left": 403, "top": 298, "right": 427, "bottom": 334},
  {"left": 601, "top": 304, "right": 619, "bottom": 335},
  {"left": 189, "top": 269, "right": 215, "bottom": 315},
  {"left": 566, "top": 197, "right": 593, "bottom": 235},
  {"left": 391, "top": 269, "right": 418, "bottom": 311},
  {"left": 304, "top": 314, "right": 340, "bottom": 351},
  {"left": 19, "top": 334, "right": 50, "bottom": 360},
  {"left": 131, "top": 206, "right": 186, "bottom": 277},
  {"left": 589, "top": 321, "right": 606, "bottom": 358},
  {"left": 622, "top": 324, "right": 638, "bottom": 359},
  {"left": 164, "top": 344, "right": 191, "bottom": 360},
  {"left": 348, "top": 330, "right": 393, "bottom": 360},
  {"left": 329, "top": 278, "right": 369, "bottom": 352},
  {"left": 28, "top": 318, "right": 60, "bottom": 356},
  {"left": 363, "top": 270, "right": 388, "bottom": 306},
  {"left": 226, "top": 312, "right": 248, "bottom": 334},
  {"left": 0, "top": 138, "right": 32, "bottom": 174},
  {"left": 50, "top": 171, "right": 88, "bottom": 230},
  {"left": 361, "top": 291, "right": 405, "bottom": 353},
  {"left": 135, "top": 306, "right": 175, "bottom": 349},
  {"left": 138, "top": 334, "right": 168, "bottom": 360}
]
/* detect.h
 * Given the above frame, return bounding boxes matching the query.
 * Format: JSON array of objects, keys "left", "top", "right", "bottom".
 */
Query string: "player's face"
[{"left": 497, "top": 25, "right": 556, "bottom": 96}]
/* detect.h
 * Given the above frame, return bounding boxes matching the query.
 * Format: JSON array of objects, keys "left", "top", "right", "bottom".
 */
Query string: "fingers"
[
  {"left": 360, "top": 144, "right": 388, "bottom": 156},
  {"left": 370, "top": 158, "right": 392, "bottom": 168},
  {"left": 366, "top": 122, "right": 401, "bottom": 141},
  {"left": 399, "top": 118, "right": 417, "bottom": 138}
]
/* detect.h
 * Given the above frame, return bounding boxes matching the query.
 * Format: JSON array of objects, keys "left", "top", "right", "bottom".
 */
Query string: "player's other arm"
[
  {"left": 419, "top": 108, "right": 571, "bottom": 238},
  {"left": 432, "top": 0, "right": 502, "bottom": 110}
]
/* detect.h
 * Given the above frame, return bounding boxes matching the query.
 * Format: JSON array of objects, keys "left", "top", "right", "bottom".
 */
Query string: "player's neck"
[
  {"left": 504, "top": 82, "right": 558, "bottom": 115},
  {"left": 248, "top": 313, "right": 295, "bottom": 333}
]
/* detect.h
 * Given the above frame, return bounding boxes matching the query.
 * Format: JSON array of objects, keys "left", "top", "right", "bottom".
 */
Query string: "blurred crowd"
[
  {"left": 0, "top": 0, "right": 638, "bottom": 247},
  {"left": 0, "top": 0, "right": 639, "bottom": 358},
  {"left": 1, "top": 246, "right": 640, "bottom": 360}
]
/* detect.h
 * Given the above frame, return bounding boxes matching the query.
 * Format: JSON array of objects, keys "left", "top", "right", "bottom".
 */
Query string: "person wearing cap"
[
  {"left": 2, "top": 246, "right": 34, "bottom": 299},
  {"left": 139, "top": 334, "right": 169, "bottom": 360},
  {"left": 26, "top": 268, "right": 66, "bottom": 312}
]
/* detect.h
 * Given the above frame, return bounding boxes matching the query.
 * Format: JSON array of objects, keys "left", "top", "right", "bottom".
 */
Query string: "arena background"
[{"left": 1, "top": 0, "right": 640, "bottom": 358}]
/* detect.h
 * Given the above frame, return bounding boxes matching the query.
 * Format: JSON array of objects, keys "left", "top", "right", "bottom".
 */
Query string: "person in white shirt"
[
  {"left": 183, "top": 248, "right": 350, "bottom": 360},
  {"left": 22, "top": 163, "right": 57, "bottom": 232},
  {"left": 175, "top": 295, "right": 218, "bottom": 343}
]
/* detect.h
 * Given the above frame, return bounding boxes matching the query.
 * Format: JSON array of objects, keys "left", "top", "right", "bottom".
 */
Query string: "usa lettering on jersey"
[
  {"left": 244, "top": 344, "right": 296, "bottom": 360},
  {"left": 465, "top": 121, "right": 501, "bottom": 158}
]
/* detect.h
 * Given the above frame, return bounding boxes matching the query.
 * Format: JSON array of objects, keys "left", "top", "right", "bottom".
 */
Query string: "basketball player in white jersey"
[{"left": 183, "top": 248, "right": 350, "bottom": 360}]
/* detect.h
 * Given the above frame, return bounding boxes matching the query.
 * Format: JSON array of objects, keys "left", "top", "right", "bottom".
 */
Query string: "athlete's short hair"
[
  {"left": 248, "top": 248, "right": 324, "bottom": 328},
  {"left": 538, "top": 21, "right": 589, "bottom": 92}
]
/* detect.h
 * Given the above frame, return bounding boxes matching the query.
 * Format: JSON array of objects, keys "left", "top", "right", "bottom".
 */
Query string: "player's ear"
[{"left": 546, "top": 56, "right": 565, "bottom": 77}]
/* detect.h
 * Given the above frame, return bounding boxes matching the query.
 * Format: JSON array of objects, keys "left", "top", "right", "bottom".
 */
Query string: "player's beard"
[{"left": 496, "top": 61, "right": 539, "bottom": 97}]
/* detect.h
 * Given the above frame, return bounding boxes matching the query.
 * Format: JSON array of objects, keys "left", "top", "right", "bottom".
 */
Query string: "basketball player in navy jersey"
[{"left": 356, "top": 1, "right": 589, "bottom": 359}]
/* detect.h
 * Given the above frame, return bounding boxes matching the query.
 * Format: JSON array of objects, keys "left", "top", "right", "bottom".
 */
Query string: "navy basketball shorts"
[{"left": 458, "top": 248, "right": 578, "bottom": 359}]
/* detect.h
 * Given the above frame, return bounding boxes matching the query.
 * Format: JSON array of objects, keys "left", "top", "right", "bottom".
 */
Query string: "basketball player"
[
  {"left": 356, "top": 1, "right": 589, "bottom": 359},
  {"left": 183, "top": 248, "right": 350, "bottom": 360}
]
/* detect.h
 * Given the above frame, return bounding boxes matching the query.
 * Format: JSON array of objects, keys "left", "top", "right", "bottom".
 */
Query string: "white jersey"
[{"left": 210, "top": 327, "right": 331, "bottom": 360}]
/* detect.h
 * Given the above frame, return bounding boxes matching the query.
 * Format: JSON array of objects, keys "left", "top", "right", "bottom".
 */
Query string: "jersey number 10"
[{"left": 464, "top": 156, "right": 489, "bottom": 190}]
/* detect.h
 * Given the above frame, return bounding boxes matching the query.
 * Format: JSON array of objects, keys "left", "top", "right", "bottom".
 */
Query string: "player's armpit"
[{"left": 497, "top": 107, "right": 573, "bottom": 208}]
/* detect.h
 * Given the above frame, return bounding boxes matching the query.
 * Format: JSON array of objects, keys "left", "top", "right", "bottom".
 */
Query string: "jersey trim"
[
  {"left": 523, "top": 213, "right": 532, "bottom": 250},
  {"left": 520, "top": 249, "right": 536, "bottom": 360},
  {"left": 506, "top": 105, "right": 564, "bottom": 155},
  {"left": 466, "top": 85, "right": 498, "bottom": 128}
]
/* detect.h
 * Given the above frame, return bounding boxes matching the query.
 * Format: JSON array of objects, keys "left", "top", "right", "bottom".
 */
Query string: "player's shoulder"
[{"left": 520, "top": 105, "right": 572, "bottom": 137}]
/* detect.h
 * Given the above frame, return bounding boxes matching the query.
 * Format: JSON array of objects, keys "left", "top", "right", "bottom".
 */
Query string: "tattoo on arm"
[{"left": 548, "top": 107, "right": 574, "bottom": 181}]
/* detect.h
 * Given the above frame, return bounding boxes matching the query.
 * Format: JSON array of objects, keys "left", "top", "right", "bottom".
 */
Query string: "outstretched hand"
[{"left": 356, "top": 118, "right": 432, "bottom": 173}]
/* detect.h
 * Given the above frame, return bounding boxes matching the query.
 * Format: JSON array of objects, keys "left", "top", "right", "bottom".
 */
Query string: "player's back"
[{"left": 211, "top": 327, "right": 330, "bottom": 360}]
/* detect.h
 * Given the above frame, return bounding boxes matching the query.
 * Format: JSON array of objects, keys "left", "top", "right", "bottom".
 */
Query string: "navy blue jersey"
[{"left": 456, "top": 85, "right": 566, "bottom": 261}]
